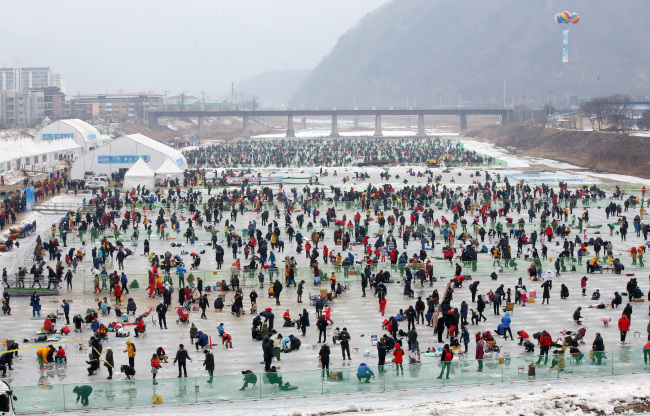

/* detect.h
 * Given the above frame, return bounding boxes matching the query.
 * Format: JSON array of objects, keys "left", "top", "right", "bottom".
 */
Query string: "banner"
[
  {"left": 42, "top": 133, "right": 74, "bottom": 141},
  {"left": 562, "top": 30, "right": 569, "bottom": 63},
  {"left": 226, "top": 176, "right": 283, "bottom": 185},
  {"left": 24, "top": 187, "right": 35, "bottom": 211},
  {"left": 98, "top": 155, "right": 151, "bottom": 164}
]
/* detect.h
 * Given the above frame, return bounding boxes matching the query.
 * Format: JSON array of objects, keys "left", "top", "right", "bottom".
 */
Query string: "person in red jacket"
[
  {"left": 517, "top": 330, "right": 530, "bottom": 346},
  {"left": 151, "top": 353, "right": 162, "bottom": 383},
  {"left": 644, "top": 340, "right": 650, "bottom": 364},
  {"left": 380, "top": 298, "right": 387, "bottom": 316},
  {"left": 114, "top": 282, "right": 122, "bottom": 305},
  {"left": 537, "top": 330, "right": 553, "bottom": 365},
  {"left": 545, "top": 226, "right": 553, "bottom": 242},
  {"left": 393, "top": 342, "right": 404, "bottom": 374},
  {"left": 618, "top": 313, "right": 630, "bottom": 343},
  {"left": 437, "top": 344, "right": 453, "bottom": 379}
]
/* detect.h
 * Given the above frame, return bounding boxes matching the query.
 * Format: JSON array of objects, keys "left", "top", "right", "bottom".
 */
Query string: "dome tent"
[{"left": 123, "top": 157, "right": 155, "bottom": 189}]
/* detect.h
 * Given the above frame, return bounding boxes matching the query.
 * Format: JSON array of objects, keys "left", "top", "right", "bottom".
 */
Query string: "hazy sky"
[{"left": 1, "top": 0, "right": 388, "bottom": 97}]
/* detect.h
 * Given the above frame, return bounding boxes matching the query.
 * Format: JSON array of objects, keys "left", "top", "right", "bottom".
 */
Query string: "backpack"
[{"left": 444, "top": 351, "right": 453, "bottom": 361}]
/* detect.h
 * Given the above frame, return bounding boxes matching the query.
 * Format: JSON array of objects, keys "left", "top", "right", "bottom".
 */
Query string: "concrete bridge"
[{"left": 151, "top": 108, "right": 510, "bottom": 138}]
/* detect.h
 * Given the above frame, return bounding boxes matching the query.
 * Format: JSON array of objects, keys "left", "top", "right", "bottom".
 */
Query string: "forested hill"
[{"left": 292, "top": 0, "right": 650, "bottom": 107}]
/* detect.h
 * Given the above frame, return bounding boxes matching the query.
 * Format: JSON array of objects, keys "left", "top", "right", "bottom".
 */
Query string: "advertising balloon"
[
  {"left": 561, "top": 11, "right": 571, "bottom": 22},
  {"left": 570, "top": 13, "right": 580, "bottom": 24},
  {"left": 555, "top": 13, "right": 563, "bottom": 24}
]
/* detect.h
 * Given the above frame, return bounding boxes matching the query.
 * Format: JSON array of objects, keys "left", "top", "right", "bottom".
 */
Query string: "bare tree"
[
  {"left": 607, "top": 94, "right": 632, "bottom": 130},
  {"left": 581, "top": 95, "right": 632, "bottom": 131}
]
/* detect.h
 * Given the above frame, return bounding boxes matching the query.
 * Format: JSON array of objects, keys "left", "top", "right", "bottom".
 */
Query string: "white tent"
[
  {"left": 123, "top": 157, "right": 155, "bottom": 189},
  {"left": 155, "top": 157, "right": 184, "bottom": 180}
]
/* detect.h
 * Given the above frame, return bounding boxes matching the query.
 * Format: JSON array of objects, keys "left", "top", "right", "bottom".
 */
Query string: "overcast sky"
[{"left": 1, "top": 0, "right": 388, "bottom": 97}]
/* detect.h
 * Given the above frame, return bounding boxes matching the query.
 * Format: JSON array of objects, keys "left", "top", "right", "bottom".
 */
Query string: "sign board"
[
  {"left": 226, "top": 176, "right": 283, "bottom": 185},
  {"left": 98, "top": 155, "right": 151, "bottom": 164}
]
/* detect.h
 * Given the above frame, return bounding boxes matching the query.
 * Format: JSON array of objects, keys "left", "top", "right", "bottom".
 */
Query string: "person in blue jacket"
[
  {"left": 195, "top": 331, "right": 209, "bottom": 351},
  {"left": 357, "top": 363, "right": 375, "bottom": 382},
  {"left": 501, "top": 312, "right": 513, "bottom": 340},
  {"left": 177, "top": 266, "right": 187, "bottom": 288}
]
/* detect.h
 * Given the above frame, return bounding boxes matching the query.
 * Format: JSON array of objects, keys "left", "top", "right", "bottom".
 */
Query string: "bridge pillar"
[
  {"left": 374, "top": 114, "right": 383, "bottom": 136},
  {"left": 301, "top": 117, "right": 307, "bottom": 129},
  {"left": 459, "top": 113, "right": 468, "bottom": 136},
  {"left": 354, "top": 117, "right": 359, "bottom": 128},
  {"left": 197, "top": 116, "right": 205, "bottom": 138},
  {"left": 242, "top": 115, "right": 250, "bottom": 138},
  {"left": 330, "top": 114, "right": 340, "bottom": 137},
  {"left": 416, "top": 114, "right": 427, "bottom": 137},
  {"left": 286, "top": 114, "right": 295, "bottom": 138}
]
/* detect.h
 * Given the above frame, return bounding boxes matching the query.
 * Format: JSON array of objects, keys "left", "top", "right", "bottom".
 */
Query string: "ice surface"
[{"left": 2, "top": 133, "right": 650, "bottom": 415}]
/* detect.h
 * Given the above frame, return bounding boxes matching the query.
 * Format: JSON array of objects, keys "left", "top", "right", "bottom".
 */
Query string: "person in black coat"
[
  {"left": 163, "top": 286, "right": 172, "bottom": 307},
  {"left": 436, "top": 314, "right": 446, "bottom": 343},
  {"left": 317, "top": 315, "right": 328, "bottom": 343},
  {"left": 476, "top": 295, "right": 487, "bottom": 321},
  {"left": 541, "top": 280, "right": 551, "bottom": 305},
  {"left": 262, "top": 338, "right": 273, "bottom": 371},
  {"left": 120, "top": 364, "right": 136, "bottom": 380},
  {"left": 622, "top": 303, "right": 633, "bottom": 323},
  {"left": 592, "top": 332, "right": 605, "bottom": 365},
  {"left": 156, "top": 301, "right": 168, "bottom": 329},
  {"left": 377, "top": 337, "right": 387, "bottom": 373},
  {"left": 273, "top": 280, "right": 283, "bottom": 306},
  {"left": 469, "top": 281, "right": 480, "bottom": 302},
  {"left": 319, "top": 344, "right": 330, "bottom": 378},
  {"left": 299, "top": 309, "right": 310, "bottom": 336},
  {"left": 199, "top": 294, "right": 209, "bottom": 319}
]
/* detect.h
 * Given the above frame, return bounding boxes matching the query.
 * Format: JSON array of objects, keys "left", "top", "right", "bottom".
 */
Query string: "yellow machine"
[{"left": 426, "top": 154, "right": 451, "bottom": 167}]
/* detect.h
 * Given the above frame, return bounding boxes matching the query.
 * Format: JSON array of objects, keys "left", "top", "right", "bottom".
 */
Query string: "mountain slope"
[
  {"left": 238, "top": 69, "right": 310, "bottom": 108},
  {"left": 292, "top": 0, "right": 650, "bottom": 107}
]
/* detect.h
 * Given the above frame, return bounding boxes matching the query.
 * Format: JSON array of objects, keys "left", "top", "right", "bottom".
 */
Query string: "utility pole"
[{"left": 231, "top": 83, "right": 235, "bottom": 110}]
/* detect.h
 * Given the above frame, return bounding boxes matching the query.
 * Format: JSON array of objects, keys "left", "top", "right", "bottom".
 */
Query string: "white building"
[
  {"left": 70, "top": 133, "right": 187, "bottom": 180},
  {"left": 0, "top": 59, "right": 66, "bottom": 94},
  {"left": 35, "top": 119, "right": 102, "bottom": 151},
  {"left": 0, "top": 90, "right": 44, "bottom": 128}
]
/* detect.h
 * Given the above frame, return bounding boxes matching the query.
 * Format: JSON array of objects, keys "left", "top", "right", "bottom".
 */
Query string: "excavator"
[{"left": 426, "top": 154, "right": 451, "bottom": 167}]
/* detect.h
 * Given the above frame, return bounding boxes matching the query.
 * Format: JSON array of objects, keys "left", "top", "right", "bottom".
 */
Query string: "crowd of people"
[{"left": 1, "top": 139, "right": 649, "bottom": 408}]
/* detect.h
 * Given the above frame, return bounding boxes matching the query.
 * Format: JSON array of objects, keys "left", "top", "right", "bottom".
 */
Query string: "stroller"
[
  {"left": 572, "top": 327, "right": 586, "bottom": 345},
  {"left": 176, "top": 307, "right": 190, "bottom": 324},
  {"left": 173, "top": 254, "right": 184, "bottom": 268}
]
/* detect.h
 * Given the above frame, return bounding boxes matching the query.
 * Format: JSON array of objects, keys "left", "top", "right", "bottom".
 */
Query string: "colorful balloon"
[
  {"left": 555, "top": 13, "right": 563, "bottom": 24},
  {"left": 570, "top": 13, "right": 580, "bottom": 24},
  {"left": 561, "top": 11, "right": 571, "bottom": 22}
]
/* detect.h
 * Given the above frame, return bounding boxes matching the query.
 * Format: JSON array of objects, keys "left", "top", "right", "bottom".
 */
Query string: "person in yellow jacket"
[
  {"left": 124, "top": 340, "right": 136, "bottom": 367},
  {"left": 37, "top": 345, "right": 55, "bottom": 366}
]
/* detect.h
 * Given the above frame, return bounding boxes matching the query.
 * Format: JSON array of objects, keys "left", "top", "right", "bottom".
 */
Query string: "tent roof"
[
  {"left": 124, "top": 157, "right": 155, "bottom": 178},
  {"left": 118, "top": 133, "right": 184, "bottom": 163},
  {"left": 155, "top": 157, "right": 184, "bottom": 175},
  {"left": 58, "top": 119, "right": 101, "bottom": 140}
]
